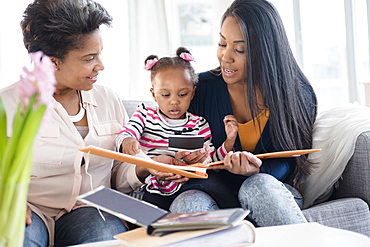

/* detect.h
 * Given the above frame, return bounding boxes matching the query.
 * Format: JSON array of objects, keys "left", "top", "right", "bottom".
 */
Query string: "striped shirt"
[{"left": 116, "top": 103, "right": 227, "bottom": 195}]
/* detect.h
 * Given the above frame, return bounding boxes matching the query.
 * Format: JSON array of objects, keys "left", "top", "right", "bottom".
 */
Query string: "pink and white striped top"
[{"left": 116, "top": 103, "right": 227, "bottom": 195}]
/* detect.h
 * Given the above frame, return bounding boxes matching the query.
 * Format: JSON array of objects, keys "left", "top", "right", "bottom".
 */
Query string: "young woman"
[{"left": 170, "top": 0, "right": 317, "bottom": 227}]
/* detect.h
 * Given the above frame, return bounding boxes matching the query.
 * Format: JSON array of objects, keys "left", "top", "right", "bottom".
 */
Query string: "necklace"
[
  {"left": 69, "top": 91, "right": 85, "bottom": 123},
  {"left": 69, "top": 103, "right": 85, "bottom": 122}
]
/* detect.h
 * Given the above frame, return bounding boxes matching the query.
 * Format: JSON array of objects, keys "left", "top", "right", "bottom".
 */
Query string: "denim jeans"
[
  {"left": 238, "top": 173, "right": 306, "bottom": 226},
  {"left": 24, "top": 212, "right": 48, "bottom": 247},
  {"left": 142, "top": 169, "right": 242, "bottom": 211},
  {"left": 170, "top": 173, "right": 307, "bottom": 227},
  {"left": 24, "top": 207, "right": 127, "bottom": 247}
]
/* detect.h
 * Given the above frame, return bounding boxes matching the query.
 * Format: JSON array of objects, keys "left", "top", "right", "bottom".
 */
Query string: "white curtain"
[
  {"left": 0, "top": 0, "right": 31, "bottom": 89},
  {"left": 126, "top": 0, "right": 171, "bottom": 100}
]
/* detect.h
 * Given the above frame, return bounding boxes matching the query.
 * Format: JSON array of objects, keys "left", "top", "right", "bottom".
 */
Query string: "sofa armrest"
[
  {"left": 331, "top": 131, "right": 370, "bottom": 207},
  {"left": 302, "top": 198, "right": 370, "bottom": 237}
]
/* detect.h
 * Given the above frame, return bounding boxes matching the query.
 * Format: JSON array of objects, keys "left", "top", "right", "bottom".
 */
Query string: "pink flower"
[{"left": 16, "top": 51, "right": 56, "bottom": 112}]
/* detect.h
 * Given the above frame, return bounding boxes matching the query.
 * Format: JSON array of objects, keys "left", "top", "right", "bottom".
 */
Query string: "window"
[
  {"left": 300, "top": 0, "right": 349, "bottom": 111},
  {"left": 270, "top": 0, "right": 370, "bottom": 112},
  {"left": 1, "top": 0, "right": 369, "bottom": 112}
]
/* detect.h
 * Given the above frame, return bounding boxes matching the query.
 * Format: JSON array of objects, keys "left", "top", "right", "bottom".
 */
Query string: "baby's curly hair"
[{"left": 144, "top": 47, "right": 198, "bottom": 86}]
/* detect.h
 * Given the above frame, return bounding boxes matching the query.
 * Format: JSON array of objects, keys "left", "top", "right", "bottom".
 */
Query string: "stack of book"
[{"left": 78, "top": 186, "right": 255, "bottom": 247}]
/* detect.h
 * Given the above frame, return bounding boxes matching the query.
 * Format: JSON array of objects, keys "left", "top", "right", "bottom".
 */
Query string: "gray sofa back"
[
  {"left": 122, "top": 100, "right": 156, "bottom": 117},
  {"left": 331, "top": 131, "right": 370, "bottom": 206}
]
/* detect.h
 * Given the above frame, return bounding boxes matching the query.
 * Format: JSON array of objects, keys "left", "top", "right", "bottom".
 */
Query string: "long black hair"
[{"left": 219, "top": 0, "right": 317, "bottom": 188}]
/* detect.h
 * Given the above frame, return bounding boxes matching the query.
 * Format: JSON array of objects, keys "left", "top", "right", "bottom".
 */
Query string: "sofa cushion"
[
  {"left": 331, "top": 131, "right": 370, "bottom": 207},
  {"left": 301, "top": 105, "right": 370, "bottom": 209},
  {"left": 302, "top": 198, "right": 370, "bottom": 237}
]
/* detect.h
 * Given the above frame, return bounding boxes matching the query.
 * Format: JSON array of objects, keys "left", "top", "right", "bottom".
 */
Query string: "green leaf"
[
  {"left": 4, "top": 104, "right": 46, "bottom": 183},
  {"left": 1, "top": 102, "right": 24, "bottom": 179},
  {"left": 1, "top": 94, "right": 37, "bottom": 178}
]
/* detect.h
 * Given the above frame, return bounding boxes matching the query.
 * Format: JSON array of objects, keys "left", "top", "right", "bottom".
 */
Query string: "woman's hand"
[
  {"left": 149, "top": 155, "right": 190, "bottom": 184},
  {"left": 223, "top": 151, "right": 262, "bottom": 176},
  {"left": 121, "top": 137, "right": 141, "bottom": 155},
  {"left": 26, "top": 206, "right": 32, "bottom": 225},
  {"left": 175, "top": 145, "right": 211, "bottom": 164}
]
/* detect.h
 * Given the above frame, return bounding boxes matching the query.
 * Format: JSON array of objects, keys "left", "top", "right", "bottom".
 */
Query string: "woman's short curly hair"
[{"left": 21, "top": 0, "right": 112, "bottom": 60}]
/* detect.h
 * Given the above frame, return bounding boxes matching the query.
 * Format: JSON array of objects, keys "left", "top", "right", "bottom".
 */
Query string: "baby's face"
[{"left": 150, "top": 67, "right": 195, "bottom": 119}]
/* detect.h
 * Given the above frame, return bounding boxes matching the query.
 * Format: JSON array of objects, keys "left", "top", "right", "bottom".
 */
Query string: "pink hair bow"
[
  {"left": 144, "top": 58, "right": 158, "bottom": 70},
  {"left": 179, "top": 52, "right": 196, "bottom": 62}
]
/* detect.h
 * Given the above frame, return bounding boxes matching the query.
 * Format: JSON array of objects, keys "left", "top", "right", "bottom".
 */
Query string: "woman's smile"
[
  {"left": 86, "top": 74, "right": 98, "bottom": 83},
  {"left": 222, "top": 67, "right": 238, "bottom": 77}
]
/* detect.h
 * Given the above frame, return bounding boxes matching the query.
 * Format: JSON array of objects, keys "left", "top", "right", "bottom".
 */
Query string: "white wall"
[{"left": 0, "top": 1, "right": 31, "bottom": 88}]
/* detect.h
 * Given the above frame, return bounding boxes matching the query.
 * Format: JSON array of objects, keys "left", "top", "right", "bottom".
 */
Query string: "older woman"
[{"left": 0, "top": 0, "right": 184, "bottom": 246}]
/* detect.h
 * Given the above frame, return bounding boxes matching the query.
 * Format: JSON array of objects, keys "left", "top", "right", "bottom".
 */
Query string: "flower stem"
[{"left": 0, "top": 98, "right": 7, "bottom": 161}]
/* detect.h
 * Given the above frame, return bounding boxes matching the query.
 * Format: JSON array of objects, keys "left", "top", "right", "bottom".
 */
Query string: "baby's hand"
[
  {"left": 121, "top": 137, "right": 141, "bottom": 155},
  {"left": 224, "top": 115, "right": 238, "bottom": 141},
  {"left": 175, "top": 145, "right": 211, "bottom": 165},
  {"left": 223, "top": 115, "right": 238, "bottom": 152},
  {"left": 196, "top": 145, "right": 212, "bottom": 164}
]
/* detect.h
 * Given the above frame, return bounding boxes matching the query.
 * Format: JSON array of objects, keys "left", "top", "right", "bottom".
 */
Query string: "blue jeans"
[
  {"left": 142, "top": 169, "right": 241, "bottom": 211},
  {"left": 170, "top": 173, "right": 307, "bottom": 227},
  {"left": 24, "top": 212, "right": 48, "bottom": 247},
  {"left": 238, "top": 173, "right": 306, "bottom": 226},
  {"left": 24, "top": 207, "right": 127, "bottom": 247}
]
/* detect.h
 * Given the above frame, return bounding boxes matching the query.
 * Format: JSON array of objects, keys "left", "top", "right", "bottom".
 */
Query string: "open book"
[
  {"left": 79, "top": 145, "right": 209, "bottom": 179},
  {"left": 79, "top": 145, "right": 321, "bottom": 179},
  {"left": 77, "top": 186, "right": 250, "bottom": 236}
]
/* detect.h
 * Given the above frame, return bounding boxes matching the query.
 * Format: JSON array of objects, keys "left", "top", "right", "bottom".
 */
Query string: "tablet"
[
  {"left": 77, "top": 186, "right": 168, "bottom": 227},
  {"left": 168, "top": 135, "right": 204, "bottom": 151}
]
